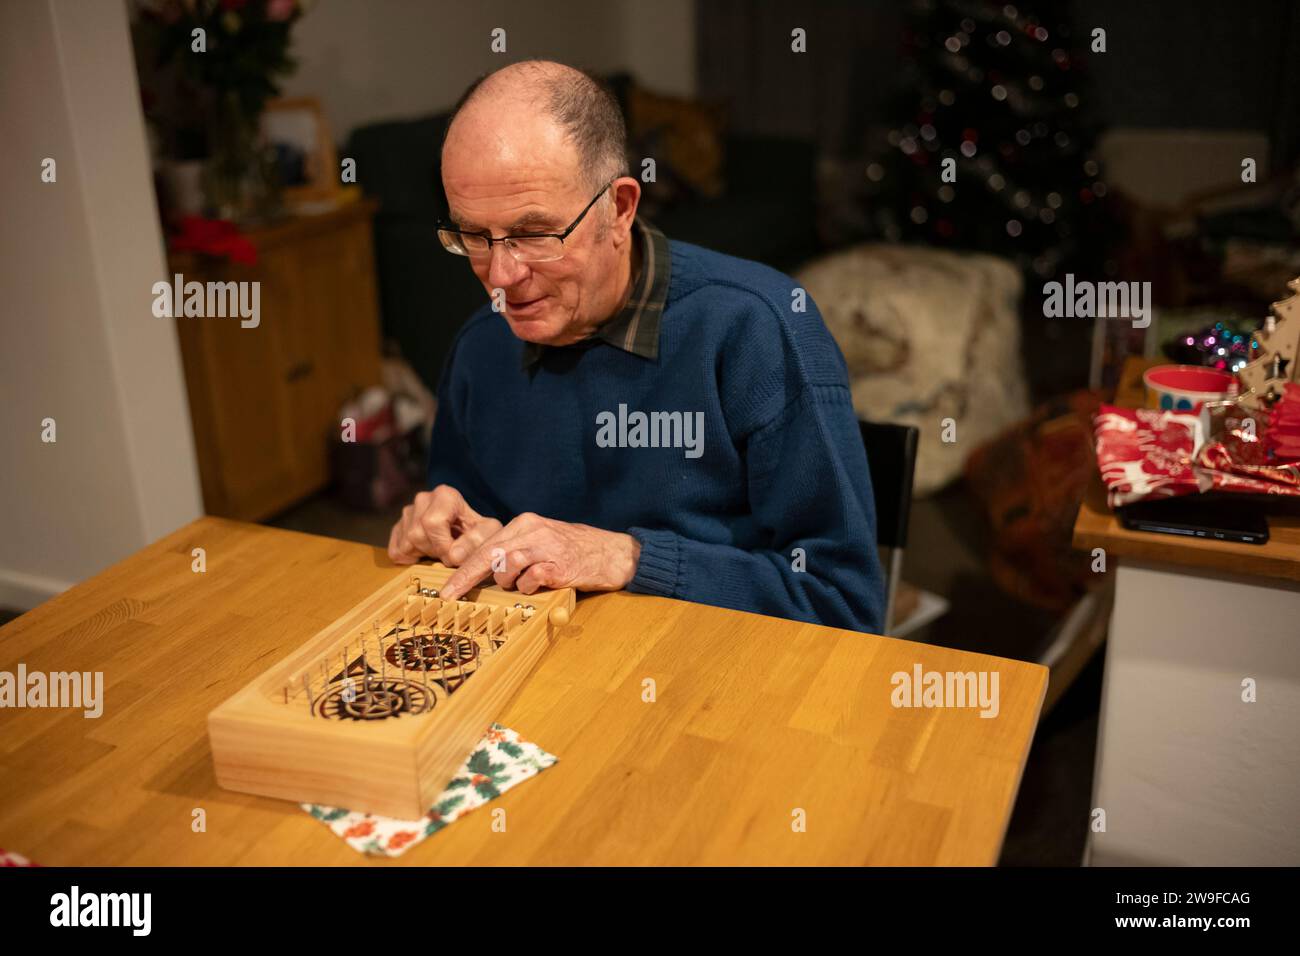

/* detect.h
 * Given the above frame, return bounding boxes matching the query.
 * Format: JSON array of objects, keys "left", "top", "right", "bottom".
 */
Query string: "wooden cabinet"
[{"left": 171, "top": 201, "right": 383, "bottom": 521}]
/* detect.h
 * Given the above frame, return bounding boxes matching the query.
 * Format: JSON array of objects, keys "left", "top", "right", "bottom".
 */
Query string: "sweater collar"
[{"left": 520, "top": 217, "right": 670, "bottom": 369}]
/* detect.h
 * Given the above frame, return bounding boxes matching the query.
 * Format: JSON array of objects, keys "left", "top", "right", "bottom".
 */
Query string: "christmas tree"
[{"left": 864, "top": 0, "right": 1108, "bottom": 280}]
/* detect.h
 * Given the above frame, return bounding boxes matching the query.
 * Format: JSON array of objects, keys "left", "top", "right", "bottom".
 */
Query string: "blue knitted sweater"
[{"left": 427, "top": 239, "right": 885, "bottom": 633}]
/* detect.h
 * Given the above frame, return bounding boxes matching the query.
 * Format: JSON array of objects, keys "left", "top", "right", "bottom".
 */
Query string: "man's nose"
[{"left": 487, "top": 243, "right": 529, "bottom": 289}]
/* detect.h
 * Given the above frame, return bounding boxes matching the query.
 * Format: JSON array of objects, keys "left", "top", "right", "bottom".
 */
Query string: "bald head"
[
  {"left": 438, "top": 61, "right": 642, "bottom": 350},
  {"left": 444, "top": 60, "right": 628, "bottom": 192}
]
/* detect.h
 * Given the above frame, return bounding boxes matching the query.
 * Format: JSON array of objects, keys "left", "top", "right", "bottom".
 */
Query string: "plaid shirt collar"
[{"left": 520, "top": 217, "right": 669, "bottom": 369}]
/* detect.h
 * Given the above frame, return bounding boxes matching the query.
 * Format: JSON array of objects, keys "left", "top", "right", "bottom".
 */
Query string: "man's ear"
[{"left": 611, "top": 176, "right": 641, "bottom": 237}]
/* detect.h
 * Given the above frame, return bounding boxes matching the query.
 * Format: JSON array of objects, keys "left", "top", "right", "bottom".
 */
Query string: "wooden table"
[
  {"left": 0, "top": 518, "right": 1046, "bottom": 866},
  {"left": 1072, "top": 356, "right": 1300, "bottom": 866}
]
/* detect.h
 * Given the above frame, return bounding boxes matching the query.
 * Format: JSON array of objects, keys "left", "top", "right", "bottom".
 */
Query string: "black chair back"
[{"left": 858, "top": 420, "right": 919, "bottom": 552}]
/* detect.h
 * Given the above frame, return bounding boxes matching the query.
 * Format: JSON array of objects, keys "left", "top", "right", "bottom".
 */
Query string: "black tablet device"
[{"left": 1118, "top": 495, "right": 1269, "bottom": 545}]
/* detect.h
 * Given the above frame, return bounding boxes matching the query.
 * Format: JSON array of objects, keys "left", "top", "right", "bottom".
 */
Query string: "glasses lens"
[
  {"left": 507, "top": 236, "right": 564, "bottom": 262},
  {"left": 439, "top": 229, "right": 490, "bottom": 257}
]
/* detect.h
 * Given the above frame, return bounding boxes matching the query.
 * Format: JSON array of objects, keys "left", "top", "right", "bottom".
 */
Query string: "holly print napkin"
[{"left": 302, "top": 724, "right": 557, "bottom": 857}]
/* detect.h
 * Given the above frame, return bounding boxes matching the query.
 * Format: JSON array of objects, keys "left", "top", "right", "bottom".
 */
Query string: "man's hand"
[
  {"left": 387, "top": 485, "right": 503, "bottom": 566},
  {"left": 438, "top": 512, "right": 642, "bottom": 601}
]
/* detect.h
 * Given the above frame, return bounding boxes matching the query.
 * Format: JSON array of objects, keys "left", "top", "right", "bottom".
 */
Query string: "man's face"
[{"left": 441, "top": 106, "right": 634, "bottom": 346}]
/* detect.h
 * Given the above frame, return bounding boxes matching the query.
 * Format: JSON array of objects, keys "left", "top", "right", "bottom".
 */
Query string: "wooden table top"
[
  {"left": 1072, "top": 356, "right": 1300, "bottom": 582},
  {"left": 0, "top": 517, "right": 1046, "bottom": 866}
]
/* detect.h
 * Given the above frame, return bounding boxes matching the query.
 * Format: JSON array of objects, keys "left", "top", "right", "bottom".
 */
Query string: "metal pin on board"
[
  {"left": 443, "top": 636, "right": 457, "bottom": 690},
  {"left": 339, "top": 642, "right": 351, "bottom": 703},
  {"left": 302, "top": 673, "right": 313, "bottom": 717},
  {"left": 417, "top": 635, "right": 431, "bottom": 691},
  {"left": 436, "top": 637, "right": 451, "bottom": 695}
]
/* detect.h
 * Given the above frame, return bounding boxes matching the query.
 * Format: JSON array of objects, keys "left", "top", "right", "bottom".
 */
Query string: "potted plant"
[{"left": 134, "top": 0, "right": 308, "bottom": 222}]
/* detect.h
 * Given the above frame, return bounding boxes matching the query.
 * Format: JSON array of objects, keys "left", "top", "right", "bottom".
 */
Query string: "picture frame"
[{"left": 262, "top": 96, "right": 339, "bottom": 205}]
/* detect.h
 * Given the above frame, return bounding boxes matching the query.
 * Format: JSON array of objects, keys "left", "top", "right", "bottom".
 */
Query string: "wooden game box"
[{"left": 208, "top": 565, "right": 574, "bottom": 819}]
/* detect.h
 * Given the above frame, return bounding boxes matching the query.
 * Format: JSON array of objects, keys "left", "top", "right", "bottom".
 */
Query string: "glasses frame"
[{"left": 438, "top": 180, "right": 616, "bottom": 262}]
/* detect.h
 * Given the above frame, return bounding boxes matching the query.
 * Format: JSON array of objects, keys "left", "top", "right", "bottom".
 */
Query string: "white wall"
[
  {"left": 283, "top": 0, "right": 697, "bottom": 143},
  {"left": 0, "top": 0, "right": 203, "bottom": 611},
  {"left": 619, "top": 0, "right": 696, "bottom": 99}
]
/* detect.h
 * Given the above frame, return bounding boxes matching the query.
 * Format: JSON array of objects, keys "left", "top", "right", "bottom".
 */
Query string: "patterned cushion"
[
  {"left": 797, "top": 243, "right": 1030, "bottom": 495},
  {"left": 965, "top": 390, "right": 1107, "bottom": 611}
]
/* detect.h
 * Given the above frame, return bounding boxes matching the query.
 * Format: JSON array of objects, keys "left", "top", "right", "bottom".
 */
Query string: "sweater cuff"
[{"left": 626, "top": 527, "right": 681, "bottom": 598}]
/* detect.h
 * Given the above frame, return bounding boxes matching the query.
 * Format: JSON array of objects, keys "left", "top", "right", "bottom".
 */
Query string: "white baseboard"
[{"left": 0, "top": 567, "right": 75, "bottom": 613}]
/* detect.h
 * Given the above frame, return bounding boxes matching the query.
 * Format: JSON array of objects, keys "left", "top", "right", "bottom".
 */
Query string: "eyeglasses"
[{"left": 438, "top": 181, "right": 615, "bottom": 263}]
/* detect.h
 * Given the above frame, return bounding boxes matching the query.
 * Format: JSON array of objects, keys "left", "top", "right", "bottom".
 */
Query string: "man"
[{"left": 387, "top": 60, "right": 885, "bottom": 633}]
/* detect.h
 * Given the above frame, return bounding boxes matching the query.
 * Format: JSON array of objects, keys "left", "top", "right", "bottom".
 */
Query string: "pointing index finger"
[{"left": 439, "top": 528, "right": 513, "bottom": 600}]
